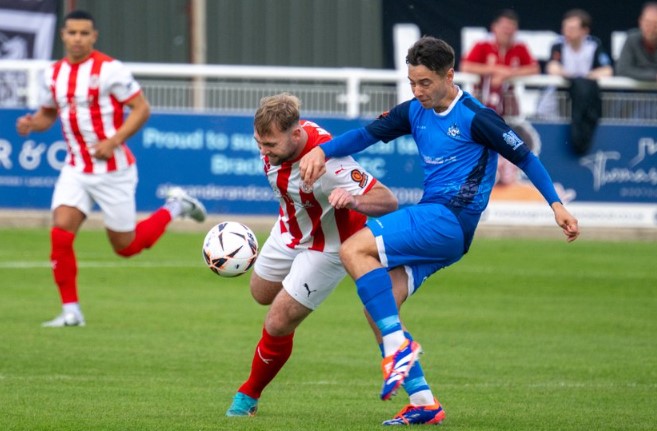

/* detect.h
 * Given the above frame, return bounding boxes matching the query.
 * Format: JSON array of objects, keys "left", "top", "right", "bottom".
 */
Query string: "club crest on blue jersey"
[
  {"left": 502, "top": 130, "right": 524, "bottom": 149},
  {"left": 447, "top": 124, "right": 460, "bottom": 138}
]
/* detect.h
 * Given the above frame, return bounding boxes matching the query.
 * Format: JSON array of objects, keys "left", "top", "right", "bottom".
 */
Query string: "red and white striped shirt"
[
  {"left": 39, "top": 50, "right": 141, "bottom": 174},
  {"left": 264, "top": 120, "right": 377, "bottom": 252}
]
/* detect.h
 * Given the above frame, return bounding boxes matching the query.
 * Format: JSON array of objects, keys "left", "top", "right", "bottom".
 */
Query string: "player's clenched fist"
[
  {"left": 299, "top": 146, "right": 327, "bottom": 185},
  {"left": 16, "top": 114, "right": 33, "bottom": 136},
  {"left": 328, "top": 187, "right": 357, "bottom": 210}
]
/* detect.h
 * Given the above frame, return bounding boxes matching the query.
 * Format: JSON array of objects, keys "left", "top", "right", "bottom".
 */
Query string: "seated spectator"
[
  {"left": 546, "top": 9, "right": 613, "bottom": 79},
  {"left": 614, "top": 2, "right": 657, "bottom": 121},
  {"left": 616, "top": 2, "right": 657, "bottom": 81},
  {"left": 461, "top": 9, "right": 540, "bottom": 117},
  {"left": 542, "top": 9, "right": 612, "bottom": 155}
]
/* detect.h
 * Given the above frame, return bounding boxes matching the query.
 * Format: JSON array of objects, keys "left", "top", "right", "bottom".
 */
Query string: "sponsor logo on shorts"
[{"left": 304, "top": 283, "right": 318, "bottom": 297}]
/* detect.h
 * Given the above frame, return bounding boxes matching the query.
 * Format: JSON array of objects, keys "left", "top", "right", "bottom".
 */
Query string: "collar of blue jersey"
[{"left": 432, "top": 86, "right": 463, "bottom": 117}]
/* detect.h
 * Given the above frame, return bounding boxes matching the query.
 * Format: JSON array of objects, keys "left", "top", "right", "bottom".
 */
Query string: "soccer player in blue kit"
[{"left": 300, "top": 36, "right": 580, "bottom": 425}]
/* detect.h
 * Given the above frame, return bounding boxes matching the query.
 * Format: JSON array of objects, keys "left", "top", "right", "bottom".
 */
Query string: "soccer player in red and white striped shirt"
[
  {"left": 15, "top": 10, "right": 206, "bottom": 327},
  {"left": 226, "top": 93, "right": 399, "bottom": 417}
]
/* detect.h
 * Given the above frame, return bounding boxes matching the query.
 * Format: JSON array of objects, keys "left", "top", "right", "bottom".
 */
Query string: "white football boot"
[
  {"left": 166, "top": 187, "right": 207, "bottom": 222},
  {"left": 42, "top": 311, "right": 86, "bottom": 327}
]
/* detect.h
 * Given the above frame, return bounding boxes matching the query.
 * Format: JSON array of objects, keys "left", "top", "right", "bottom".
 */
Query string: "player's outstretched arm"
[
  {"left": 515, "top": 153, "right": 579, "bottom": 242},
  {"left": 299, "top": 146, "right": 327, "bottom": 185},
  {"left": 551, "top": 202, "right": 579, "bottom": 242},
  {"left": 301, "top": 127, "right": 380, "bottom": 185}
]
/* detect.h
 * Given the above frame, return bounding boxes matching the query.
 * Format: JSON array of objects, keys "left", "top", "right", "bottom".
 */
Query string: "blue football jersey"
[
  {"left": 365, "top": 88, "right": 530, "bottom": 214},
  {"left": 320, "top": 87, "right": 559, "bottom": 249}
]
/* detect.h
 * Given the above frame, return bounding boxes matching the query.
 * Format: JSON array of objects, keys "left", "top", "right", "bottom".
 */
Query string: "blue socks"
[
  {"left": 360, "top": 268, "right": 433, "bottom": 402},
  {"left": 356, "top": 267, "right": 402, "bottom": 336}
]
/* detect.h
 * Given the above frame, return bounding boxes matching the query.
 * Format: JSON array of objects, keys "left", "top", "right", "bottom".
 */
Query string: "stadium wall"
[{"left": 56, "top": 0, "right": 636, "bottom": 69}]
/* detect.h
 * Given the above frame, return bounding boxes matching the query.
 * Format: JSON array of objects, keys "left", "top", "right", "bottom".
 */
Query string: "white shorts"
[
  {"left": 51, "top": 164, "right": 138, "bottom": 232},
  {"left": 254, "top": 230, "right": 346, "bottom": 310}
]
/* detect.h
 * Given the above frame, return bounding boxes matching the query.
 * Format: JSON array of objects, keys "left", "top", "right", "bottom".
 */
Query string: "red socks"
[
  {"left": 49, "top": 208, "right": 172, "bottom": 302},
  {"left": 50, "top": 227, "right": 78, "bottom": 304},
  {"left": 117, "top": 208, "right": 172, "bottom": 257},
  {"left": 238, "top": 327, "right": 295, "bottom": 399}
]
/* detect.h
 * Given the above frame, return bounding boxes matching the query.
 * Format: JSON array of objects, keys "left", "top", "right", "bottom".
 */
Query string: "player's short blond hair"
[{"left": 254, "top": 93, "right": 301, "bottom": 136}]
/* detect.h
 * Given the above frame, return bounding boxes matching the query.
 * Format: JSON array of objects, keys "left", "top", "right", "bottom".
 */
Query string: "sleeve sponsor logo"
[
  {"left": 502, "top": 130, "right": 524, "bottom": 150},
  {"left": 350, "top": 169, "right": 368, "bottom": 188}
]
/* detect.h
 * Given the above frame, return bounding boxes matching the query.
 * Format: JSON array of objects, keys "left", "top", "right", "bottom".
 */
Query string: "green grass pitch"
[{"left": 1, "top": 227, "right": 656, "bottom": 430}]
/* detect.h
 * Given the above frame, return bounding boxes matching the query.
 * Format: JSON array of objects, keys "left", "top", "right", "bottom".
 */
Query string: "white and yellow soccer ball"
[{"left": 202, "top": 221, "right": 258, "bottom": 277}]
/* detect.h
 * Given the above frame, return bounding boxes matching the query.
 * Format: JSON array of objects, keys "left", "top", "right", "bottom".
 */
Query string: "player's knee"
[
  {"left": 109, "top": 232, "right": 138, "bottom": 258},
  {"left": 250, "top": 282, "right": 276, "bottom": 305},
  {"left": 115, "top": 245, "right": 139, "bottom": 258},
  {"left": 339, "top": 237, "right": 364, "bottom": 273},
  {"left": 264, "top": 318, "right": 290, "bottom": 337},
  {"left": 251, "top": 291, "right": 273, "bottom": 305},
  {"left": 264, "top": 309, "right": 300, "bottom": 337},
  {"left": 339, "top": 237, "right": 357, "bottom": 262}
]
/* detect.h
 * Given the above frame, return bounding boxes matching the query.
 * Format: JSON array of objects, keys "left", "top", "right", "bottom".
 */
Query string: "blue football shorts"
[{"left": 367, "top": 202, "right": 465, "bottom": 293}]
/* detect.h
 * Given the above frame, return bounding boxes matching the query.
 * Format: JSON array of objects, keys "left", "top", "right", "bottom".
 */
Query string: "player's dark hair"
[
  {"left": 64, "top": 10, "right": 96, "bottom": 27},
  {"left": 406, "top": 36, "right": 455, "bottom": 75}
]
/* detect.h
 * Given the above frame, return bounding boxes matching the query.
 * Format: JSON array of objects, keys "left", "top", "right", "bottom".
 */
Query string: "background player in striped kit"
[
  {"left": 226, "top": 93, "right": 408, "bottom": 417},
  {"left": 15, "top": 10, "right": 206, "bottom": 327}
]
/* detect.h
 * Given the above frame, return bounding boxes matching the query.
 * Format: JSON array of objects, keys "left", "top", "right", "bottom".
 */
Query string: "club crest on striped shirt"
[
  {"left": 300, "top": 182, "right": 313, "bottom": 193},
  {"left": 89, "top": 74, "right": 100, "bottom": 89}
]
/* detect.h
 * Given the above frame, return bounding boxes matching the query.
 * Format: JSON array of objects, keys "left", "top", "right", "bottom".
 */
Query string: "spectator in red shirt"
[{"left": 460, "top": 9, "right": 540, "bottom": 116}]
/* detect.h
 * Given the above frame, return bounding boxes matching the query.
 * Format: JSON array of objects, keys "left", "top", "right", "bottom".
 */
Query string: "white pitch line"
[{"left": 0, "top": 261, "right": 202, "bottom": 269}]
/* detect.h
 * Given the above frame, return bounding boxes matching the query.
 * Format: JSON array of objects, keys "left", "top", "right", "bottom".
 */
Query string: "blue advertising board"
[
  {"left": 533, "top": 123, "right": 657, "bottom": 203},
  {"left": 1, "top": 108, "right": 655, "bottom": 220},
  {"left": 0, "top": 109, "right": 426, "bottom": 214}
]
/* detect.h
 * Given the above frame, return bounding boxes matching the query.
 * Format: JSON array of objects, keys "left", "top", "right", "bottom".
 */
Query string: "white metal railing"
[
  {"left": 511, "top": 75, "right": 657, "bottom": 123},
  {"left": 0, "top": 60, "right": 477, "bottom": 117},
  {"left": 1, "top": 59, "right": 656, "bottom": 122}
]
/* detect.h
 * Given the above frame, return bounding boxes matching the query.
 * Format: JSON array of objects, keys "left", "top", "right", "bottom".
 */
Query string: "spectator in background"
[
  {"left": 544, "top": 9, "right": 613, "bottom": 155},
  {"left": 616, "top": 2, "right": 657, "bottom": 81},
  {"left": 461, "top": 10, "right": 541, "bottom": 189},
  {"left": 460, "top": 9, "right": 540, "bottom": 117},
  {"left": 546, "top": 9, "right": 613, "bottom": 79}
]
